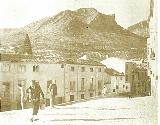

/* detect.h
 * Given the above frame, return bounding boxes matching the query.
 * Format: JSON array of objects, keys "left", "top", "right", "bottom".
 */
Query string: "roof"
[
  {"left": 136, "top": 64, "right": 148, "bottom": 70},
  {"left": 0, "top": 53, "right": 104, "bottom": 66},
  {"left": 105, "top": 68, "right": 124, "bottom": 76},
  {"left": 57, "top": 59, "right": 105, "bottom": 66},
  {"left": 128, "top": 20, "right": 149, "bottom": 30},
  {"left": 0, "top": 53, "right": 62, "bottom": 63}
]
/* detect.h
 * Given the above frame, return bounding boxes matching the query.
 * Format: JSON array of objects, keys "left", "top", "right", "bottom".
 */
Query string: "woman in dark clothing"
[{"left": 26, "top": 81, "right": 44, "bottom": 121}]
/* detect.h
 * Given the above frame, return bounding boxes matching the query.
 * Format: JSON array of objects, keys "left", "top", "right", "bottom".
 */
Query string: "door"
[
  {"left": 81, "top": 94, "right": 84, "bottom": 99},
  {"left": 0, "top": 82, "right": 11, "bottom": 111},
  {"left": 70, "top": 95, "right": 74, "bottom": 102}
]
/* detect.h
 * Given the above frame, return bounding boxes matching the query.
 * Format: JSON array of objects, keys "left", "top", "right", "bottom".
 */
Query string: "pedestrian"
[
  {"left": 26, "top": 80, "right": 44, "bottom": 121},
  {"left": 102, "top": 86, "right": 106, "bottom": 97},
  {"left": 18, "top": 83, "right": 25, "bottom": 110},
  {"left": 48, "top": 80, "right": 57, "bottom": 108},
  {"left": 128, "top": 93, "right": 132, "bottom": 99}
]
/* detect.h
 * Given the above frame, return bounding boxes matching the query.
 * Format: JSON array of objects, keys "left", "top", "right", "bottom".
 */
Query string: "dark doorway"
[
  {"left": 90, "top": 93, "right": 93, "bottom": 97},
  {"left": 70, "top": 95, "right": 74, "bottom": 102},
  {"left": 98, "top": 91, "right": 101, "bottom": 96},
  {"left": 81, "top": 94, "right": 84, "bottom": 99},
  {"left": 1, "top": 82, "right": 11, "bottom": 111}
]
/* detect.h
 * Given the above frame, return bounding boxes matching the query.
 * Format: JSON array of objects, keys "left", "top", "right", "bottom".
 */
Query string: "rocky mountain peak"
[{"left": 0, "top": 8, "right": 147, "bottom": 60}]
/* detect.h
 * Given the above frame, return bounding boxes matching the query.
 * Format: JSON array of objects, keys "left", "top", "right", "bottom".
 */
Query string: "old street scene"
[{"left": 0, "top": 0, "right": 158, "bottom": 125}]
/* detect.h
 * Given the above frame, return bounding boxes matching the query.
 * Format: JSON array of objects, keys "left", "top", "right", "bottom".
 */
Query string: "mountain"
[
  {"left": 128, "top": 20, "right": 149, "bottom": 38},
  {"left": 0, "top": 8, "right": 147, "bottom": 61}
]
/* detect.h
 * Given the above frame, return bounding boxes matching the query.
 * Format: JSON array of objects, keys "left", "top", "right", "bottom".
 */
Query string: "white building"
[
  {"left": 147, "top": 0, "right": 158, "bottom": 97},
  {"left": 104, "top": 68, "right": 130, "bottom": 96},
  {"left": 0, "top": 54, "right": 106, "bottom": 111}
]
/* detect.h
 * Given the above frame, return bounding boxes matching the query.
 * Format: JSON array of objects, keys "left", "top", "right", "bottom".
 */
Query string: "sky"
[{"left": 0, "top": 0, "right": 150, "bottom": 28}]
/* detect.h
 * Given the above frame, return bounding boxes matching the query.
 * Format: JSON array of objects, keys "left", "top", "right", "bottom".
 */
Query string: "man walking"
[
  {"left": 26, "top": 80, "right": 44, "bottom": 121},
  {"left": 49, "top": 80, "right": 57, "bottom": 108}
]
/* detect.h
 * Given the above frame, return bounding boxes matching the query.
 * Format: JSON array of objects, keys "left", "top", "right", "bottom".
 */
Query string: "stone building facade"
[
  {"left": 125, "top": 62, "right": 151, "bottom": 96},
  {"left": 0, "top": 54, "right": 105, "bottom": 111},
  {"left": 147, "top": 0, "right": 158, "bottom": 96},
  {"left": 104, "top": 68, "right": 130, "bottom": 96}
]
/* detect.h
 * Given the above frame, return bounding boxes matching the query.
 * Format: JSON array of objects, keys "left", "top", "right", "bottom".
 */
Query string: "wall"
[
  {"left": 147, "top": 0, "right": 158, "bottom": 97},
  {"left": 125, "top": 62, "right": 151, "bottom": 96},
  {"left": 0, "top": 61, "right": 105, "bottom": 111},
  {"left": 64, "top": 64, "right": 105, "bottom": 102},
  {"left": 125, "top": 62, "right": 137, "bottom": 95},
  {"left": 133, "top": 69, "right": 151, "bottom": 96},
  {"left": 110, "top": 75, "right": 129, "bottom": 94}
]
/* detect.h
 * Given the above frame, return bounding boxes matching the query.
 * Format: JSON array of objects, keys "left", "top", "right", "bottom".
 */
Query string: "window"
[
  {"left": 113, "top": 89, "right": 115, "bottom": 92},
  {"left": 137, "top": 72, "right": 140, "bottom": 80},
  {"left": 1, "top": 63, "right": 10, "bottom": 72},
  {"left": 145, "top": 72, "right": 147, "bottom": 77},
  {"left": 126, "top": 86, "right": 128, "bottom": 89},
  {"left": 70, "top": 81, "right": 75, "bottom": 91},
  {"left": 98, "top": 68, "right": 101, "bottom": 72},
  {"left": 61, "top": 64, "right": 64, "bottom": 68},
  {"left": 81, "top": 94, "right": 84, "bottom": 99},
  {"left": 138, "top": 82, "right": 140, "bottom": 87},
  {"left": 90, "top": 78, "right": 94, "bottom": 90},
  {"left": 125, "top": 75, "right": 128, "bottom": 82},
  {"left": 18, "top": 65, "right": 26, "bottom": 72},
  {"left": 90, "top": 93, "right": 93, "bottom": 97},
  {"left": 98, "top": 91, "right": 101, "bottom": 95},
  {"left": 33, "top": 65, "right": 39, "bottom": 72},
  {"left": 36, "top": 65, "right": 39, "bottom": 72},
  {"left": 81, "top": 78, "right": 85, "bottom": 90},
  {"left": 120, "top": 77, "right": 122, "bottom": 80},
  {"left": 142, "top": 72, "right": 144, "bottom": 78},
  {"left": 116, "top": 85, "right": 119, "bottom": 89},
  {"left": 71, "top": 66, "right": 75, "bottom": 72},
  {"left": 81, "top": 67, "right": 85, "bottom": 72},
  {"left": 126, "top": 64, "right": 128, "bottom": 71},
  {"left": 150, "top": 71, "right": 152, "bottom": 75},
  {"left": 70, "top": 95, "right": 74, "bottom": 101},
  {"left": 123, "top": 85, "right": 125, "bottom": 88},
  {"left": 132, "top": 75, "right": 135, "bottom": 81},
  {"left": 90, "top": 68, "right": 93, "bottom": 72},
  {"left": 150, "top": 50, "right": 155, "bottom": 60},
  {"left": 98, "top": 80, "right": 102, "bottom": 90},
  {"left": 156, "top": 76, "right": 158, "bottom": 80}
]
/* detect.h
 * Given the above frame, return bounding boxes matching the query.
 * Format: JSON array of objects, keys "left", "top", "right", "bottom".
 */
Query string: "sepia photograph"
[{"left": 0, "top": 0, "right": 158, "bottom": 125}]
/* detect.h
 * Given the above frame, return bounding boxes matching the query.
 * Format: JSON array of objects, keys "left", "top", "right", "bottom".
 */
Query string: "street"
[{"left": 0, "top": 96, "right": 157, "bottom": 125}]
